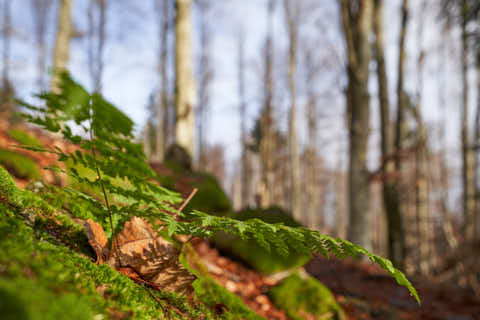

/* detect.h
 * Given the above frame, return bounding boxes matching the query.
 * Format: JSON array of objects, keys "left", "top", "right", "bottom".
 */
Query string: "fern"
[{"left": 17, "top": 72, "right": 420, "bottom": 304}]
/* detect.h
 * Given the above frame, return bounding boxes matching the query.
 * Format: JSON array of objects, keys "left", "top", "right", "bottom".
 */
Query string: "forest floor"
[
  {"left": 1, "top": 120, "right": 480, "bottom": 320},
  {"left": 191, "top": 238, "right": 480, "bottom": 320}
]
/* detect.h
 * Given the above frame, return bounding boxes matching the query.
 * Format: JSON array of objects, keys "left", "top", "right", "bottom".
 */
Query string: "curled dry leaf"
[{"left": 84, "top": 217, "right": 196, "bottom": 295}]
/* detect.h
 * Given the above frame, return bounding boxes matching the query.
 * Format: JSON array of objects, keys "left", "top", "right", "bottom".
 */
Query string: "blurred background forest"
[{"left": 1, "top": 0, "right": 480, "bottom": 299}]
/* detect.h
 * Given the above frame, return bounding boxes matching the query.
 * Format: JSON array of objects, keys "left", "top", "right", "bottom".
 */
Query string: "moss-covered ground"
[
  {"left": 0, "top": 149, "right": 41, "bottom": 180},
  {"left": 268, "top": 273, "right": 346, "bottom": 320}
]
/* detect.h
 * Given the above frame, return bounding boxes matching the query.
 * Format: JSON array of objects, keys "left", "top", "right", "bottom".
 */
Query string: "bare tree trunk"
[
  {"left": 475, "top": 60, "right": 480, "bottom": 240},
  {"left": 174, "top": 0, "right": 196, "bottom": 158},
  {"left": 1, "top": 0, "right": 10, "bottom": 86},
  {"left": 238, "top": 30, "right": 250, "bottom": 209},
  {"left": 461, "top": 0, "right": 475, "bottom": 242},
  {"left": 284, "top": 0, "right": 301, "bottom": 221},
  {"left": 304, "top": 47, "right": 320, "bottom": 229},
  {"left": 143, "top": 122, "right": 153, "bottom": 160},
  {"left": 88, "top": 0, "right": 107, "bottom": 93},
  {"left": 413, "top": 1, "right": 430, "bottom": 275},
  {"left": 340, "top": 0, "right": 374, "bottom": 249},
  {"left": 336, "top": 156, "right": 346, "bottom": 239},
  {"left": 259, "top": 0, "right": 276, "bottom": 208},
  {"left": 373, "top": 0, "right": 405, "bottom": 268},
  {"left": 196, "top": 0, "right": 213, "bottom": 169},
  {"left": 50, "top": 0, "right": 72, "bottom": 92},
  {"left": 31, "top": 0, "right": 53, "bottom": 90},
  {"left": 154, "top": 0, "right": 172, "bottom": 162},
  {"left": 0, "top": 0, "right": 15, "bottom": 116}
]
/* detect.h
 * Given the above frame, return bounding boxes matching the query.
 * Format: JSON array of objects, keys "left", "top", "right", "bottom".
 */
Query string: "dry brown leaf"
[
  {"left": 84, "top": 219, "right": 110, "bottom": 264},
  {"left": 84, "top": 216, "right": 195, "bottom": 295}
]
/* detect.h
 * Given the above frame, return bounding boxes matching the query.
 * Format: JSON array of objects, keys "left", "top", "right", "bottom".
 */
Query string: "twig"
[{"left": 176, "top": 188, "right": 198, "bottom": 217}]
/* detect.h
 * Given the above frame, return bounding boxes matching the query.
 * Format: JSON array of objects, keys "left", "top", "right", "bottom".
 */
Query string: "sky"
[{"left": 6, "top": 0, "right": 475, "bottom": 207}]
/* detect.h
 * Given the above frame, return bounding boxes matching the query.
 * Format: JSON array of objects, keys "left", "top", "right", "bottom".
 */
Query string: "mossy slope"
[
  {"left": 0, "top": 166, "right": 262, "bottom": 320},
  {"left": 268, "top": 273, "right": 346, "bottom": 320}
]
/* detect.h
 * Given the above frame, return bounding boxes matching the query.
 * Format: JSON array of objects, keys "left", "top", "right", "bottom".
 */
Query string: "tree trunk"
[
  {"left": 196, "top": 0, "right": 213, "bottom": 170},
  {"left": 335, "top": 159, "right": 346, "bottom": 239},
  {"left": 32, "top": 0, "right": 53, "bottom": 90},
  {"left": 340, "top": 0, "right": 374, "bottom": 250},
  {"left": 305, "top": 47, "right": 319, "bottom": 229},
  {"left": 461, "top": 0, "right": 475, "bottom": 242},
  {"left": 50, "top": 0, "right": 72, "bottom": 92},
  {"left": 154, "top": 0, "right": 171, "bottom": 163},
  {"left": 259, "top": 0, "right": 275, "bottom": 208},
  {"left": 174, "top": 0, "right": 196, "bottom": 158},
  {"left": 475, "top": 60, "right": 480, "bottom": 240},
  {"left": 284, "top": 0, "right": 301, "bottom": 221},
  {"left": 373, "top": 0, "right": 405, "bottom": 269},
  {"left": 238, "top": 30, "right": 250, "bottom": 209},
  {"left": 393, "top": 0, "right": 409, "bottom": 267},
  {"left": 413, "top": 1, "right": 430, "bottom": 275},
  {"left": 88, "top": 0, "right": 107, "bottom": 93}
]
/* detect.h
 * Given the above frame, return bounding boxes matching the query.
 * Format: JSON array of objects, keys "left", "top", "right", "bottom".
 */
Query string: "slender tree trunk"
[
  {"left": 284, "top": 0, "right": 301, "bottom": 221},
  {"left": 305, "top": 47, "right": 319, "bottom": 229},
  {"left": 259, "top": 0, "right": 275, "bottom": 208},
  {"left": 340, "top": 0, "right": 374, "bottom": 249},
  {"left": 475, "top": 60, "right": 480, "bottom": 240},
  {"left": 461, "top": 0, "right": 475, "bottom": 242},
  {"left": 2, "top": 0, "right": 10, "bottom": 84},
  {"left": 143, "top": 122, "right": 152, "bottom": 160},
  {"left": 88, "top": 0, "right": 107, "bottom": 93},
  {"left": 196, "top": 0, "right": 213, "bottom": 169},
  {"left": 32, "top": 0, "right": 53, "bottom": 90},
  {"left": 174, "top": 0, "right": 196, "bottom": 158},
  {"left": 373, "top": 0, "right": 405, "bottom": 268},
  {"left": 336, "top": 157, "right": 346, "bottom": 239},
  {"left": 155, "top": 0, "right": 171, "bottom": 162},
  {"left": 413, "top": 2, "right": 430, "bottom": 275},
  {"left": 238, "top": 30, "right": 250, "bottom": 208},
  {"left": 50, "top": 0, "right": 72, "bottom": 92}
]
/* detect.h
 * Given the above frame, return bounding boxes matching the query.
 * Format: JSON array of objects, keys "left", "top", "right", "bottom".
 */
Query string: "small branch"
[{"left": 176, "top": 188, "right": 198, "bottom": 217}]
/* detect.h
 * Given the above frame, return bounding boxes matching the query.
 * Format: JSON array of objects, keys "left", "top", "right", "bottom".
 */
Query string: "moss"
[
  {"left": 0, "top": 165, "right": 19, "bottom": 201},
  {"left": 185, "top": 173, "right": 232, "bottom": 214},
  {"left": 0, "top": 202, "right": 214, "bottom": 320},
  {"left": 8, "top": 128, "right": 43, "bottom": 148},
  {"left": 158, "top": 162, "right": 232, "bottom": 215},
  {"left": 214, "top": 207, "right": 311, "bottom": 275},
  {"left": 0, "top": 149, "right": 41, "bottom": 180},
  {"left": 268, "top": 273, "right": 346, "bottom": 320},
  {"left": 193, "top": 277, "right": 264, "bottom": 320}
]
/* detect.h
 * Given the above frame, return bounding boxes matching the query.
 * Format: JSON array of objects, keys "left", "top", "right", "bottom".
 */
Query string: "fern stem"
[{"left": 88, "top": 108, "right": 117, "bottom": 257}]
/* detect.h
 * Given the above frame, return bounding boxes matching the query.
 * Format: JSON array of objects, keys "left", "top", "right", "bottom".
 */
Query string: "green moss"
[
  {"left": 214, "top": 207, "right": 311, "bottom": 275},
  {"left": 193, "top": 277, "right": 264, "bottom": 320},
  {"left": 185, "top": 173, "right": 232, "bottom": 214},
  {"left": 0, "top": 202, "right": 213, "bottom": 320},
  {"left": 0, "top": 165, "right": 19, "bottom": 201},
  {"left": 8, "top": 128, "right": 43, "bottom": 148},
  {"left": 0, "top": 149, "right": 41, "bottom": 180},
  {"left": 158, "top": 162, "right": 232, "bottom": 215},
  {"left": 268, "top": 273, "right": 345, "bottom": 320}
]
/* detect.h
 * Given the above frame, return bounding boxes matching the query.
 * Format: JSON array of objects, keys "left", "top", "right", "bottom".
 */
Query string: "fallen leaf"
[
  {"left": 84, "top": 216, "right": 195, "bottom": 295},
  {"left": 84, "top": 219, "right": 109, "bottom": 264}
]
